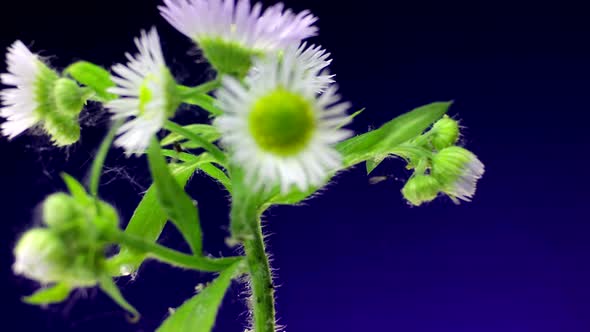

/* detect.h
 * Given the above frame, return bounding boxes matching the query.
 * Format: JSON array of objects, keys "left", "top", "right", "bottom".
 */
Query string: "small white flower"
[
  {"left": 0, "top": 41, "right": 55, "bottom": 139},
  {"left": 215, "top": 45, "right": 352, "bottom": 193},
  {"left": 160, "top": 0, "right": 317, "bottom": 51},
  {"left": 107, "top": 28, "right": 177, "bottom": 156},
  {"left": 432, "top": 146, "right": 485, "bottom": 203}
]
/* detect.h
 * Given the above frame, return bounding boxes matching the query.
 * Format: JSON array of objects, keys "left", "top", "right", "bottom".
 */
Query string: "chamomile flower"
[
  {"left": 431, "top": 146, "right": 485, "bottom": 203},
  {"left": 159, "top": 0, "right": 318, "bottom": 76},
  {"left": 107, "top": 28, "right": 179, "bottom": 156},
  {"left": 215, "top": 46, "right": 352, "bottom": 193},
  {"left": 1, "top": 41, "right": 58, "bottom": 139}
]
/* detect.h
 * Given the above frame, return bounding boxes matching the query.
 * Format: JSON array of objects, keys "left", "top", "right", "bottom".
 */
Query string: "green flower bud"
[
  {"left": 54, "top": 78, "right": 86, "bottom": 116},
  {"left": 42, "top": 193, "right": 80, "bottom": 228},
  {"left": 401, "top": 174, "right": 441, "bottom": 206},
  {"left": 94, "top": 201, "right": 119, "bottom": 237},
  {"left": 430, "top": 115, "right": 459, "bottom": 150},
  {"left": 43, "top": 111, "right": 81, "bottom": 146},
  {"left": 431, "top": 146, "right": 485, "bottom": 203},
  {"left": 13, "top": 229, "right": 68, "bottom": 284}
]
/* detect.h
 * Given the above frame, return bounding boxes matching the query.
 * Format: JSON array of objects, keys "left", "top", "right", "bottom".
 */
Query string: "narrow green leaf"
[
  {"left": 161, "top": 124, "right": 221, "bottom": 148},
  {"left": 65, "top": 61, "right": 116, "bottom": 101},
  {"left": 23, "top": 283, "right": 71, "bottom": 305},
  {"left": 147, "top": 139, "right": 202, "bottom": 255},
  {"left": 266, "top": 102, "right": 451, "bottom": 207},
  {"left": 157, "top": 261, "right": 244, "bottom": 332},
  {"left": 337, "top": 101, "right": 451, "bottom": 168},
  {"left": 61, "top": 173, "right": 91, "bottom": 204},
  {"left": 337, "top": 108, "right": 365, "bottom": 129},
  {"left": 99, "top": 276, "right": 139, "bottom": 321},
  {"left": 198, "top": 163, "right": 232, "bottom": 192},
  {"left": 366, "top": 155, "right": 387, "bottom": 175},
  {"left": 110, "top": 157, "right": 215, "bottom": 274}
]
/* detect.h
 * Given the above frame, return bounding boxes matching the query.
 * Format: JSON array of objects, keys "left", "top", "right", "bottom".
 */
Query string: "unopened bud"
[
  {"left": 431, "top": 115, "right": 459, "bottom": 150},
  {"left": 13, "top": 229, "right": 68, "bottom": 284},
  {"left": 402, "top": 174, "right": 441, "bottom": 206},
  {"left": 431, "top": 146, "right": 485, "bottom": 202},
  {"left": 43, "top": 112, "right": 81, "bottom": 146},
  {"left": 54, "top": 78, "right": 86, "bottom": 116},
  {"left": 43, "top": 193, "right": 79, "bottom": 228}
]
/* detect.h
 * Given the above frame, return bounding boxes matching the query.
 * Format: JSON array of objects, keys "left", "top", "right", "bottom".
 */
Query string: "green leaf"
[
  {"left": 178, "top": 85, "right": 223, "bottom": 116},
  {"left": 65, "top": 61, "right": 116, "bottom": 101},
  {"left": 161, "top": 124, "right": 221, "bottom": 148},
  {"left": 337, "top": 108, "right": 365, "bottom": 129},
  {"left": 61, "top": 173, "right": 91, "bottom": 204},
  {"left": 337, "top": 101, "right": 451, "bottom": 168},
  {"left": 99, "top": 276, "right": 139, "bottom": 321},
  {"left": 110, "top": 156, "right": 215, "bottom": 274},
  {"left": 23, "top": 283, "right": 71, "bottom": 305},
  {"left": 198, "top": 163, "right": 232, "bottom": 192},
  {"left": 147, "top": 139, "right": 202, "bottom": 255},
  {"left": 266, "top": 102, "right": 451, "bottom": 207},
  {"left": 157, "top": 261, "right": 244, "bottom": 332}
]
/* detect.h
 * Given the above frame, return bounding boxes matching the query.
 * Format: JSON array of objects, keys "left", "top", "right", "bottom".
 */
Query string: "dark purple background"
[{"left": 1, "top": 0, "right": 589, "bottom": 331}]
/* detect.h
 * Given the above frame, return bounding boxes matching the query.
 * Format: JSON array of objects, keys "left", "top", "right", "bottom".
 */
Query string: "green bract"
[
  {"left": 54, "top": 78, "right": 86, "bottom": 116},
  {"left": 402, "top": 175, "right": 441, "bottom": 206},
  {"left": 431, "top": 115, "right": 460, "bottom": 150},
  {"left": 432, "top": 146, "right": 476, "bottom": 188},
  {"left": 199, "top": 38, "right": 260, "bottom": 77}
]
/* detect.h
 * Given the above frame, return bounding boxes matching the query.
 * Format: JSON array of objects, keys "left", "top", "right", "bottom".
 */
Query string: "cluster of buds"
[
  {"left": 401, "top": 116, "right": 485, "bottom": 206},
  {"left": 13, "top": 178, "right": 119, "bottom": 288}
]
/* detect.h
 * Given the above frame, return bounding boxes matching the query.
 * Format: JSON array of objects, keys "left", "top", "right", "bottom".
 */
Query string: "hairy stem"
[
  {"left": 90, "top": 119, "right": 123, "bottom": 197},
  {"left": 178, "top": 79, "right": 224, "bottom": 116},
  {"left": 243, "top": 217, "right": 276, "bottom": 332}
]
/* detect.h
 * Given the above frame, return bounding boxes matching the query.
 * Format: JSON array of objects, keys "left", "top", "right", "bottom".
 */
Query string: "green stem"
[
  {"left": 239, "top": 213, "right": 276, "bottom": 331},
  {"left": 178, "top": 80, "right": 224, "bottom": 116},
  {"left": 110, "top": 230, "right": 242, "bottom": 272},
  {"left": 90, "top": 119, "right": 123, "bottom": 197},
  {"left": 164, "top": 120, "right": 227, "bottom": 164}
]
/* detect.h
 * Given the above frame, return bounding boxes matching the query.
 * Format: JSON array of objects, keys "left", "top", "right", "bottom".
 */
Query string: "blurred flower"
[
  {"left": 107, "top": 28, "right": 179, "bottom": 156},
  {"left": 1, "top": 41, "right": 82, "bottom": 145},
  {"left": 13, "top": 229, "right": 68, "bottom": 284},
  {"left": 159, "top": 0, "right": 317, "bottom": 76}
]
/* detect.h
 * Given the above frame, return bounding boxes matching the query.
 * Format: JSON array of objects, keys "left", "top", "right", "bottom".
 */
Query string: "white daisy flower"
[
  {"left": 432, "top": 146, "right": 485, "bottom": 203},
  {"left": 107, "top": 28, "right": 178, "bottom": 156},
  {"left": 159, "top": 0, "right": 318, "bottom": 76},
  {"left": 0, "top": 41, "right": 58, "bottom": 139},
  {"left": 215, "top": 46, "right": 352, "bottom": 193}
]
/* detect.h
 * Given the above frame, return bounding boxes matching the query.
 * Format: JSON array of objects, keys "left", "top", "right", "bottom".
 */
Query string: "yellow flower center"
[{"left": 249, "top": 89, "right": 316, "bottom": 156}]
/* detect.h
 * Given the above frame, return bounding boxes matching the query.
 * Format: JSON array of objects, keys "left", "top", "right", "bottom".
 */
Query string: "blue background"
[{"left": 1, "top": 0, "right": 589, "bottom": 331}]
